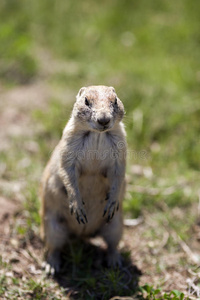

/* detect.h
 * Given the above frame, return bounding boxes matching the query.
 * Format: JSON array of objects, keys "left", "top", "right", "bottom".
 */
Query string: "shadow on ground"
[{"left": 52, "top": 240, "right": 142, "bottom": 299}]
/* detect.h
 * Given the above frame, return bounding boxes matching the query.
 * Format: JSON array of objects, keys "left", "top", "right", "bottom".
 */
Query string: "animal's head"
[{"left": 73, "top": 85, "right": 125, "bottom": 132}]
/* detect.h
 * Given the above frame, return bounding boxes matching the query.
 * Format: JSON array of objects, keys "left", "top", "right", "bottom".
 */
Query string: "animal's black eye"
[
  {"left": 85, "top": 97, "right": 90, "bottom": 106},
  {"left": 114, "top": 97, "right": 117, "bottom": 105}
]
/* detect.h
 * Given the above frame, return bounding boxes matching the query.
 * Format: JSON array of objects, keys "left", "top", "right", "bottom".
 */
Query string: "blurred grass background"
[
  {"left": 0, "top": 0, "right": 200, "bottom": 223},
  {"left": 0, "top": 0, "right": 200, "bottom": 298}
]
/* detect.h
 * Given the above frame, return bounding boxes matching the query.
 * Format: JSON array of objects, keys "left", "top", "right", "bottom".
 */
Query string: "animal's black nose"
[{"left": 97, "top": 117, "right": 110, "bottom": 126}]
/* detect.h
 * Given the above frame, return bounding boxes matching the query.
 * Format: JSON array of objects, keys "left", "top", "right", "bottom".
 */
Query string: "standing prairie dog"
[{"left": 40, "top": 85, "right": 127, "bottom": 272}]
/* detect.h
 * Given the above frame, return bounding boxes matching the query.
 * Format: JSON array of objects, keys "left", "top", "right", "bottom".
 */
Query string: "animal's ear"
[
  {"left": 77, "top": 87, "right": 86, "bottom": 98},
  {"left": 110, "top": 86, "right": 116, "bottom": 93}
]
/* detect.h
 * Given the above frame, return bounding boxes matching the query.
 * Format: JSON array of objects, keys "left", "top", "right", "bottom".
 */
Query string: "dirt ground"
[{"left": 0, "top": 83, "right": 200, "bottom": 299}]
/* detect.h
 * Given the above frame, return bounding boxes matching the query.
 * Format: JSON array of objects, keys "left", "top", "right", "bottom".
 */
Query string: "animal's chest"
[
  {"left": 77, "top": 132, "right": 113, "bottom": 174},
  {"left": 67, "top": 132, "right": 117, "bottom": 235}
]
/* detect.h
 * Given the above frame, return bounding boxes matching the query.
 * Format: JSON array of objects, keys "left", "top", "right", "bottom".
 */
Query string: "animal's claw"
[
  {"left": 107, "top": 215, "right": 111, "bottom": 223},
  {"left": 105, "top": 193, "right": 110, "bottom": 201},
  {"left": 116, "top": 202, "right": 119, "bottom": 211},
  {"left": 81, "top": 209, "right": 88, "bottom": 223},
  {"left": 103, "top": 201, "right": 119, "bottom": 221},
  {"left": 76, "top": 214, "right": 80, "bottom": 224},
  {"left": 70, "top": 202, "right": 87, "bottom": 225},
  {"left": 103, "top": 209, "right": 107, "bottom": 217},
  {"left": 70, "top": 206, "right": 74, "bottom": 215},
  {"left": 80, "top": 216, "right": 85, "bottom": 224}
]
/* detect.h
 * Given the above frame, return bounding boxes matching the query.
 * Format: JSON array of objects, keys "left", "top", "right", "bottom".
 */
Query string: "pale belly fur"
[{"left": 66, "top": 174, "right": 109, "bottom": 237}]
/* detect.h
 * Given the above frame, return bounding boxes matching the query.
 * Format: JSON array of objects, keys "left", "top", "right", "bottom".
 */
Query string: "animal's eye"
[
  {"left": 85, "top": 97, "right": 90, "bottom": 106},
  {"left": 114, "top": 97, "right": 117, "bottom": 105}
]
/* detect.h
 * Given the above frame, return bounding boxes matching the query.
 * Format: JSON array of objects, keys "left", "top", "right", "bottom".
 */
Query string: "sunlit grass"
[{"left": 0, "top": 0, "right": 200, "bottom": 298}]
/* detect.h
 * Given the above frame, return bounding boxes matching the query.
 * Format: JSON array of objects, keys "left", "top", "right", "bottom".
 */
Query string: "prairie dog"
[{"left": 40, "top": 85, "right": 127, "bottom": 272}]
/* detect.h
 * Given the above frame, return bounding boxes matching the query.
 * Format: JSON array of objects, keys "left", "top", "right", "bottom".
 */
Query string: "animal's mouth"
[
  {"left": 100, "top": 126, "right": 110, "bottom": 132},
  {"left": 90, "top": 125, "right": 111, "bottom": 133},
  {"left": 95, "top": 123, "right": 113, "bottom": 132},
  {"left": 88, "top": 120, "right": 114, "bottom": 133}
]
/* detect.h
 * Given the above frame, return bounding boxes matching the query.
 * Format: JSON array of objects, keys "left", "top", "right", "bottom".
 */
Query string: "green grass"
[
  {"left": 139, "top": 285, "right": 187, "bottom": 300},
  {"left": 0, "top": 1, "right": 37, "bottom": 84},
  {"left": 0, "top": 0, "right": 200, "bottom": 299}
]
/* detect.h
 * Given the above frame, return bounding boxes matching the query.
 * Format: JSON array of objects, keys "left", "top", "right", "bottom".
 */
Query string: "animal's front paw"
[
  {"left": 103, "top": 200, "right": 119, "bottom": 222},
  {"left": 70, "top": 201, "right": 88, "bottom": 224}
]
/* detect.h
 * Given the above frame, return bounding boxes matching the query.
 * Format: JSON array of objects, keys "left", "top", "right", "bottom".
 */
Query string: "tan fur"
[{"left": 40, "top": 85, "right": 126, "bottom": 272}]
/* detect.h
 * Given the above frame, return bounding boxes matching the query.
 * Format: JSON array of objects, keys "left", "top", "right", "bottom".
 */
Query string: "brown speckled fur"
[{"left": 40, "top": 86, "right": 127, "bottom": 272}]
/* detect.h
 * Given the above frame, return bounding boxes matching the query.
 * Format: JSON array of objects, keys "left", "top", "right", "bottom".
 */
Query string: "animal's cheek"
[
  {"left": 114, "top": 109, "right": 123, "bottom": 120},
  {"left": 77, "top": 110, "right": 92, "bottom": 120},
  {"left": 86, "top": 111, "right": 93, "bottom": 118}
]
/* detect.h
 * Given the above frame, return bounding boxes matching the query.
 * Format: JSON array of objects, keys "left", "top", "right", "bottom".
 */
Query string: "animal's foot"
[
  {"left": 42, "top": 261, "right": 56, "bottom": 275},
  {"left": 70, "top": 201, "right": 88, "bottom": 224},
  {"left": 42, "top": 250, "right": 62, "bottom": 275},
  {"left": 107, "top": 250, "right": 122, "bottom": 268},
  {"left": 103, "top": 200, "right": 119, "bottom": 222}
]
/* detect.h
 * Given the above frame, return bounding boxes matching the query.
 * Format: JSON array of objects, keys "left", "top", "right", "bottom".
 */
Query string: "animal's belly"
[
  {"left": 67, "top": 175, "right": 109, "bottom": 236},
  {"left": 80, "top": 173, "right": 108, "bottom": 199},
  {"left": 79, "top": 174, "right": 109, "bottom": 219}
]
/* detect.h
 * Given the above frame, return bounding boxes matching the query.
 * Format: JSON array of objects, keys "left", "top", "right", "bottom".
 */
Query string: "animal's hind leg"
[
  {"left": 100, "top": 211, "right": 123, "bottom": 267},
  {"left": 43, "top": 211, "right": 69, "bottom": 273}
]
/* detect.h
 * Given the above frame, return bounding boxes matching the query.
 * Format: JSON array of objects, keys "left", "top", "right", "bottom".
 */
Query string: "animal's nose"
[{"left": 97, "top": 117, "right": 110, "bottom": 126}]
